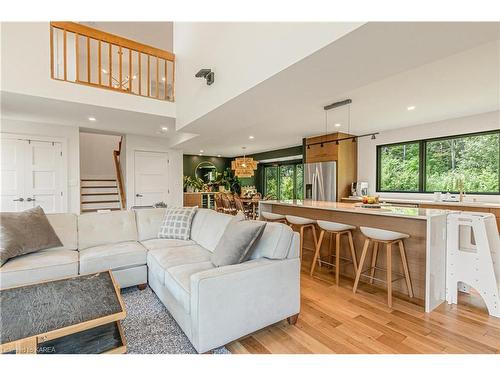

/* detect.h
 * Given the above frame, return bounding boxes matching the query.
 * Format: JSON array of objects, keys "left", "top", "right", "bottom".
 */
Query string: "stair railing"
[
  {"left": 50, "top": 22, "right": 175, "bottom": 102},
  {"left": 113, "top": 137, "right": 126, "bottom": 209}
]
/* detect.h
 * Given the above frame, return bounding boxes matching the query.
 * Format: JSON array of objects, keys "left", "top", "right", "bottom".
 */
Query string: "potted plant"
[
  {"left": 215, "top": 168, "right": 241, "bottom": 194},
  {"left": 183, "top": 176, "right": 203, "bottom": 192}
]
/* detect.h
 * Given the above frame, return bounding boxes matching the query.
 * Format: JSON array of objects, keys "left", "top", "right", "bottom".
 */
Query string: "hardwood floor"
[{"left": 226, "top": 261, "right": 500, "bottom": 354}]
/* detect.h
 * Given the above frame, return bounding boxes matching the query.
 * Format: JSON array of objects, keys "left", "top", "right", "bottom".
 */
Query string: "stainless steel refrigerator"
[{"left": 304, "top": 161, "right": 337, "bottom": 201}]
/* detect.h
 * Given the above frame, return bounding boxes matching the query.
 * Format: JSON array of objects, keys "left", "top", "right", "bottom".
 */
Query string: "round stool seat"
[
  {"left": 261, "top": 211, "right": 286, "bottom": 221},
  {"left": 317, "top": 220, "right": 355, "bottom": 232},
  {"left": 360, "top": 226, "right": 409, "bottom": 241},
  {"left": 286, "top": 215, "right": 316, "bottom": 225}
]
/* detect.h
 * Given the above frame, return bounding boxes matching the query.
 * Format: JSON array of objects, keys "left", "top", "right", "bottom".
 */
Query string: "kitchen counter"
[
  {"left": 341, "top": 196, "right": 500, "bottom": 209},
  {"left": 262, "top": 199, "right": 448, "bottom": 220},
  {"left": 259, "top": 199, "right": 448, "bottom": 313}
]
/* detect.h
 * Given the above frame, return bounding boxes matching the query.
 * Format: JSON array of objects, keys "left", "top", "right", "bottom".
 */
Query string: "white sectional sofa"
[{"left": 0, "top": 208, "right": 301, "bottom": 353}]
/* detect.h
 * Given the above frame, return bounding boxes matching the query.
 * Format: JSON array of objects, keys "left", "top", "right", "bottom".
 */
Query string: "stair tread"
[
  {"left": 80, "top": 178, "right": 116, "bottom": 181},
  {"left": 81, "top": 208, "right": 121, "bottom": 213},
  {"left": 81, "top": 186, "right": 117, "bottom": 189},
  {"left": 81, "top": 200, "right": 120, "bottom": 204},
  {"left": 81, "top": 193, "right": 119, "bottom": 196}
]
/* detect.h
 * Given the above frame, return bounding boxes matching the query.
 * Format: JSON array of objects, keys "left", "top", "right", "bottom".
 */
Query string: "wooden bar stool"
[
  {"left": 310, "top": 220, "right": 358, "bottom": 285},
  {"left": 285, "top": 215, "right": 318, "bottom": 260},
  {"left": 352, "top": 226, "right": 414, "bottom": 308},
  {"left": 260, "top": 211, "right": 287, "bottom": 224}
]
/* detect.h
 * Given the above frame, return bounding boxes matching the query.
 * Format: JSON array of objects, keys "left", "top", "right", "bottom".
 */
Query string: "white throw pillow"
[{"left": 158, "top": 207, "right": 198, "bottom": 240}]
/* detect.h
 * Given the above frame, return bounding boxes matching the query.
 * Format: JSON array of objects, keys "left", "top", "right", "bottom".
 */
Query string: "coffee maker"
[{"left": 351, "top": 182, "right": 369, "bottom": 197}]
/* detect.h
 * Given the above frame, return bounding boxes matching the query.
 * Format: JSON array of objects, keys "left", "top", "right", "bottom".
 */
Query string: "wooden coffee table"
[{"left": 0, "top": 271, "right": 126, "bottom": 354}]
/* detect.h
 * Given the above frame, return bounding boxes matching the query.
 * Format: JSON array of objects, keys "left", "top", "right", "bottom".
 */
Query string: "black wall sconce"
[{"left": 195, "top": 69, "right": 215, "bottom": 85}]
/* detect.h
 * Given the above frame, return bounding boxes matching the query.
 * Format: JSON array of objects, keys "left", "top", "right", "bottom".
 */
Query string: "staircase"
[{"left": 80, "top": 179, "right": 122, "bottom": 213}]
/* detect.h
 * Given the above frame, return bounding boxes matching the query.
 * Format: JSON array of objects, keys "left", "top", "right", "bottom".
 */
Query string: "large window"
[
  {"left": 264, "top": 162, "right": 303, "bottom": 199},
  {"left": 377, "top": 130, "right": 500, "bottom": 194}
]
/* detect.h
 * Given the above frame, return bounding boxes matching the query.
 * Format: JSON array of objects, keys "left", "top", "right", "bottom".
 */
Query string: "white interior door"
[
  {"left": 24, "top": 141, "right": 64, "bottom": 213},
  {"left": 0, "top": 138, "right": 64, "bottom": 213},
  {"left": 134, "top": 150, "right": 168, "bottom": 206},
  {"left": 0, "top": 138, "right": 26, "bottom": 211}
]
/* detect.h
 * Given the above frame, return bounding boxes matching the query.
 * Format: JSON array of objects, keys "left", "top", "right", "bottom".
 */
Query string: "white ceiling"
[
  {"left": 1, "top": 22, "right": 498, "bottom": 157},
  {"left": 0, "top": 92, "right": 196, "bottom": 146},
  {"left": 177, "top": 22, "right": 500, "bottom": 157}
]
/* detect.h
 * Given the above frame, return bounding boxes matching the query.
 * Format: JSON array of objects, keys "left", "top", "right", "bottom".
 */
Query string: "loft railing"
[{"left": 50, "top": 22, "right": 175, "bottom": 102}]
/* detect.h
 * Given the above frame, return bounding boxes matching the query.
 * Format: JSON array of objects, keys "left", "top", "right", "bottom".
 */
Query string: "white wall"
[
  {"left": 81, "top": 22, "right": 173, "bottom": 52},
  {"left": 79, "top": 132, "right": 121, "bottom": 179},
  {"left": 0, "top": 118, "right": 81, "bottom": 213},
  {"left": 0, "top": 22, "right": 175, "bottom": 119},
  {"left": 124, "top": 134, "right": 183, "bottom": 209},
  {"left": 357, "top": 111, "right": 500, "bottom": 203},
  {"left": 173, "top": 22, "right": 363, "bottom": 129}
]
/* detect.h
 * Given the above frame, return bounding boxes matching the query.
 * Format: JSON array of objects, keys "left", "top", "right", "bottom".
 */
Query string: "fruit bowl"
[{"left": 361, "top": 195, "right": 379, "bottom": 205}]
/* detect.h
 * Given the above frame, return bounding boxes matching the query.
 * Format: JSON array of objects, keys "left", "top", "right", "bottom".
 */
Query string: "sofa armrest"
[{"left": 189, "top": 257, "right": 300, "bottom": 353}]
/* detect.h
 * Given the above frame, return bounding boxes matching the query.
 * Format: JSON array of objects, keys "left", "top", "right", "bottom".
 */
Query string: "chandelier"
[{"left": 231, "top": 147, "right": 258, "bottom": 178}]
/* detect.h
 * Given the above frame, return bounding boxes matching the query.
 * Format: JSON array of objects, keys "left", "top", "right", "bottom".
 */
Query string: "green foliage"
[
  {"left": 379, "top": 132, "right": 499, "bottom": 193},
  {"left": 214, "top": 168, "right": 241, "bottom": 194},
  {"left": 379, "top": 142, "right": 420, "bottom": 191},
  {"left": 183, "top": 175, "right": 203, "bottom": 191},
  {"left": 425, "top": 134, "right": 499, "bottom": 193},
  {"left": 264, "top": 163, "right": 303, "bottom": 200}
]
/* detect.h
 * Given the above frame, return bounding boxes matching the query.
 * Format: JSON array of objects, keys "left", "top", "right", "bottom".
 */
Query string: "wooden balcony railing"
[{"left": 50, "top": 22, "right": 175, "bottom": 102}]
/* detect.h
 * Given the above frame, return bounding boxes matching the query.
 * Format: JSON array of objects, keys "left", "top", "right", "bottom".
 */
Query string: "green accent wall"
[
  {"left": 183, "top": 155, "right": 232, "bottom": 178},
  {"left": 183, "top": 145, "right": 303, "bottom": 193},
  {"left": 238, "top": 145, "right": 304, "bottom": 191}
]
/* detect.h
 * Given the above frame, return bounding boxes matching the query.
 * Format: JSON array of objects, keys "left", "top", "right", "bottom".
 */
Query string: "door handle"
[
  {"left": 13, "top": 198, "right": 24, "bottom": 202},
  {"left": 135, "top": 194, "right": 143, "bottom": 197},
  {"left": 26, "top": 197, "right": 36, "bottom": 202}
]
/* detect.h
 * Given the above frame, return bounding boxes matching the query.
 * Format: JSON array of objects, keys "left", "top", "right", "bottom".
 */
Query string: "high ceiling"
[
  {"left": 177, "top": 22, "right": 500, "bottom": 157},
  {"left": 2, "top": 22, "right": 498, "bottom": 157},
  {"left": 80, "top": 22, "right": 173, "bottom": 52},
  {"left": 1, "top": 92, "right": 196, "bottom": 147}
]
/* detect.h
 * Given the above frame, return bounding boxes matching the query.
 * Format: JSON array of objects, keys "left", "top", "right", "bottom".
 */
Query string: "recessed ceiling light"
[
  {"left": 200, "top": 150, "right": 204, "bottom": 153},
  {"left": 249, "top": 136, "right": 255, "bottom": 139},
  {"left": 334, "top": 123, "right": 341, "bottom": 127},
  {"left": 161, "top": 126, "right": 168, "bottom": 131},
  {"left": 198, "top": 153, "right": 202, "bottom": 156},
  {"left": 88, "top": 117, "right": 96, "bottom": 122},
  {"left": 407, "top": 106, "right": 416, "bottom": 111},
  {"left": 217, "top": 154, "right": 221, "bottom": 157}
]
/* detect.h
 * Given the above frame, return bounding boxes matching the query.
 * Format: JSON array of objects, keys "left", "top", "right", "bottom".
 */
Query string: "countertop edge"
[{"left": 259, "top": 200, "right": 449, "bottom": 220}]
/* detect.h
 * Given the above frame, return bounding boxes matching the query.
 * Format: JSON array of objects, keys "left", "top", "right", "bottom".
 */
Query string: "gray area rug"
[{"left": 120, "top": 286, "right": 230, "bottom": 354}]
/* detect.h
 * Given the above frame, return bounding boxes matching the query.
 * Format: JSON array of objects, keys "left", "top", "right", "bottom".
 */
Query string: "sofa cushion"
[
  {"left": 250, "top": 222, "right": 295, "bottom": 260},
  {"left": 0, "top": 206, "right": 63, "bottom": 266},
  {"left": 0, "top": 249, "right": 78, "bottom": 289},
  {"left": 190, "top": 209, "right": 235, "bottom": 252},
  {"left": 164, "top": 261, "right": 215, "bottom": 312},
  {"left": 135, "top": 208, "right": 167, "bottom": 241},
  {"left": 46, "top": 213, "right": 78, "bottom": 251},
  {"left": 140, "top": 238, "right": 194, "bottom": 251},
  {"left": 158, "top": 207, "right": 197, "bottom": 240},
  {"left": 79, "top": 241, "right": 147, "bottom": 274},
  {"left": 78, "top": 211, "right": 137, "bottom": 250},
  {"left": 147, "top": 245, "right": 212, "bottom": 284},
  {"left": 211, "top": 220, "right": 266, "bottom": 267}
]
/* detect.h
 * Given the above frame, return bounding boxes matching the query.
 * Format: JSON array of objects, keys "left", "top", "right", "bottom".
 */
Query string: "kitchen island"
[{"left": 259, "top": 200, "right": 449, "bottom": 312}]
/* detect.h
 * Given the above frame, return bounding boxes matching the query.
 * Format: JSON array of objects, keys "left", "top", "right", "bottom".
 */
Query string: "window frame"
[
  {"left": 376, "top": 129, "right": 500, "bottom": 195},
  {"left": 263, "top": 160, "right": 304, "bottom": 200}
]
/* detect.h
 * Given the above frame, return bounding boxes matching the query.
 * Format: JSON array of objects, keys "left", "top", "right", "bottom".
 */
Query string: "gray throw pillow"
[
  {"left": 211, "top": 220, "right": 267, "bottom": 267},
  {"left": 0, "top": 206, "right": 63, "bottom": 266},
  {"left": 158, "top": 206, "right": 198, "bottom": 240}
]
